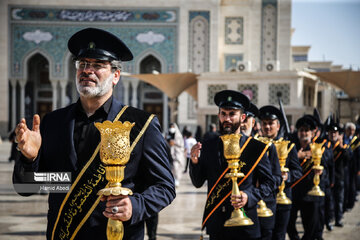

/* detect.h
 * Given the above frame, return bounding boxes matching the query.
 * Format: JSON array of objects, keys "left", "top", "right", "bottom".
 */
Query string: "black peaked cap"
[
  {"left": 303, "top": 114, "right": 321, "bottom": 128},
  {"left": 296, "top": 116, "right": 317, "bottom": 130},
  {"left": 214, "top": 90, "right": 250, "bottom": 110},
  {"left": 259, "top": 105, "right": 282, "bottom": 121},
  {"left": 68, "top": 28, "right": 133, "bottom": 61},
  {"left": 245, "top": 102, "right": 259, "bottom": 118}
]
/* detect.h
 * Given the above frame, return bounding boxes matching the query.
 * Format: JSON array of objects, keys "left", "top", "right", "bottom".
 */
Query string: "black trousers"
[
  {"left": 333, "top": 180, "right": 344, "bottom": 223},
  {"left": 287, "top": 200, "right": 320, "bottom": 240},
  {"left": 315, "top": 197, "right": 325, "bottom": 239},
  {"left": 324, "top": 186, "right": 334, "bottom": 225},
  {"left": 273, "top": 205, "right": 291, "bottom": 240},
  {"left": 287, "top": 200, "right": 300, "bottom": 240},
  {"left": 145, "top": 214, "right": 159, "bottom": 240},
  {"left": 300, "top": 201, "right": 320, "bottom": 240}
]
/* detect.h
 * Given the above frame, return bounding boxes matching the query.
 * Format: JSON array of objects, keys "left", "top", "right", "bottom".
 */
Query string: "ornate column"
[
  {"left": 51, "top": 80, "right": 59, "bottom": 110},
  {"left": 122, "top": 77, "right": 130, "bottom": 105},
  {"left": 18, "top": 80, "right": 26, "bottom": 119},
  {"left": 130, "top": 78, "right": 139, "bottom": 108},
  {"left": 59, "top": 81, "right": 67, "bottom": 107},
  {"left": 9, "top": 79, "right": 18, "bottom": 129}
]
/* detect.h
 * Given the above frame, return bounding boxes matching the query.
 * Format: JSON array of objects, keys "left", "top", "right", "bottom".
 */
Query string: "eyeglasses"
[{"left": 75, "top": 60, "right": 110, "bottom": 71}]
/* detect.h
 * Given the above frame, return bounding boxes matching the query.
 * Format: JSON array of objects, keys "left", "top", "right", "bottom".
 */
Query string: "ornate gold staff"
[
  {"left": 254, "top": 136, "right": 273, "bottom": 217},
  {"left": 95, "top": 121, "right": 135, "bottom": 240},
  {"left": 273, "top": 139, "right": 293, "bottom": 205},
  {"left": 221, "top": 133, "right": 254, "bottom": 227},
  {"left": 307, "top": 142, "right": 325, "bottom": 197}
]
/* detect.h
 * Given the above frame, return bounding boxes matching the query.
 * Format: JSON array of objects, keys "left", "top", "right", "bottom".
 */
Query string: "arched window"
[
  {"left": 140, "top": 55, "right": 161, "bottom": 74},
  {"left": 27, "top": 54, "right": 52, "bottom": 122}
]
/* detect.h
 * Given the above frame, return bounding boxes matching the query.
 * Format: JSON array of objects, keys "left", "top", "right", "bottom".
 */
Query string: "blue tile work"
[
  {"left": 189, "top": 11, "right": 210, "bottom": 22},
  {"left": 9, "top": 6, "right": 178, "bottom": 79},
  {"left": 225, "top": 17, "right": 243, "bottom": 45},
  {"left": 10, "top": 7, "right": 178, "bottom": 23},
  {"left": 225, "top": 54, "right": 243, "bottom": 71}
]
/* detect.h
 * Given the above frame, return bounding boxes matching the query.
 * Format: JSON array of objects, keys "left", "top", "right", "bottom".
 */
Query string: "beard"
[
  {"left": 76, "top": 73, "right": 114, "bottom": 98},
  {"left": 241, "top": 125, "right": 252, "bottom": 136},
  {"left": 219, "top": 119, "right": 241, "bottom": 135}
]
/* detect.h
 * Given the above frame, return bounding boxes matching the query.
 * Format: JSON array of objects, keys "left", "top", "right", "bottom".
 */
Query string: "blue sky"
[{"left": 291, "top": 0, "right": 360, "bottom": 70}]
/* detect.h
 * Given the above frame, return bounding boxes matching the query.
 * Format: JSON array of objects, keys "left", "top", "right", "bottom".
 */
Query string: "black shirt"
[{"left": 73, "top": 96, "right": 112, "bottom": 169}]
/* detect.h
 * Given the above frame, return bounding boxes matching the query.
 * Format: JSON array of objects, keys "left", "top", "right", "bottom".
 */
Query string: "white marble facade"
[{"left": 0, "top": 0, "right": 338, "bottom": 137}]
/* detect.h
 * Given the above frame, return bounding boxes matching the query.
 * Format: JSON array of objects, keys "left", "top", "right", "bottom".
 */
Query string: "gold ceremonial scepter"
[
  {"left": 307, "top": 142, "right": 325, "bottom": 197},
  {"left": 95, "top": 121, "right": 135, "bottom": 240},
  {"left": 273, "top": 140, "right": 293, "bottom": 205},
  {"left": 221, "top": 133, "right": 254, "bottom": 227},
  {"left": 254, "top": 136, "right": 273, "bottom": 217}
]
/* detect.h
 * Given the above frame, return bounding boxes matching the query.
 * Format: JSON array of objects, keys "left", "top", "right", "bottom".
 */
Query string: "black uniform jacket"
[
  {"left": 13, "top": 98, "right": 176, "bottom": 240},
  {"left": 293, "top": 140, "right": 333, "bottom": 202},
  {"left": 257, "top": 144, "right": 282, "bottom": 230},
  {"left": 189, "top": 135, "right": 275, "bottom": 238},
  {"left": 331, "top": 141, "right": 350, "bottom": 182}
]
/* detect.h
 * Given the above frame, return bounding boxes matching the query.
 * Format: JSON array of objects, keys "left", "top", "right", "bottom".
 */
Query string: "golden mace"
[
  {"left": 254, "top": 136, "right": 273, "bottom": 217},
  {"left": 95, "top": 120, "right": 135, "bottom": 240},
  {"left": 273, "top": 140, "right": 294, "bottom": 205},
  {"left": 307, "top": 142, "right": 325, "bottom": 197},
  {"left": 221, "top": 134, "right": 254, "bottom": 227}
]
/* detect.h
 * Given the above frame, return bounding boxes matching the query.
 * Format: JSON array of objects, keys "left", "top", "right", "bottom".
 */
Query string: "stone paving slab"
[{"left": 0, "top": 141, "right": 359, "bottom": 240}]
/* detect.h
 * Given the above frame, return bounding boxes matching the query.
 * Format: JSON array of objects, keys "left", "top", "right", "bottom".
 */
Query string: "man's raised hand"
[{"left": 15, "top": 114, "right": 42, "bottom": 161}]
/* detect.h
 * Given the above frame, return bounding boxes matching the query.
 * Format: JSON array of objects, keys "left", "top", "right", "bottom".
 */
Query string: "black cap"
[
  {"left": 296, "top": 116, "right": 317, "bottom": 130},
  {"left": 68, "top": 28, "right": 133, "bottom": 61},
  {"left": 325, "top": 115, "right": 340, "bottom": 132},
  {"left": 214, "top": 90, "right": 250, "bottom": 110},
  {"left": 259, "top": 105, "right": 282, "bottom": 121},
  {"left": 303, "top": 114, "right": 320, "bottom": 128},
  {"left": 245, "top": 103, "right": 259, "bottom": 118}
]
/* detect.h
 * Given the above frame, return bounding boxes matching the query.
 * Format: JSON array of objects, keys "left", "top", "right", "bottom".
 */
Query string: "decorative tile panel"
[
  {"left": 10, "top": 7, "right": 178, "bottom": 79},
  {"left": 269, "top": 83, "right": 290, "bottom": 105},
  {"left": 261, "top": 0, "right": 277, "bottom": 69},
  {"left": 207, "top": 84, "right": 227, "bottom": 105},
  {"left": 238, "top": 84, "right": 258, "bottom": 104},
  {"left": 188, "top": 11, "right": 210, "bottom": 74},
  {"left": 225, "top": 54, "right": 243, "bottom": 71},
  {"left": 189, "top": 11, "right": 210, "bottom": 22},
  {"left": 11, "top": 7, "right": 178, "bottom": 23},
  {"left": 225, "top": 17, "right": 243, "bottom": 45}
]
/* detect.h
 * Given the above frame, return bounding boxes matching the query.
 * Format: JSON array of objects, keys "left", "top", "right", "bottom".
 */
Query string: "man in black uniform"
[
  {"left": 13, "top": 28, "right": 175, "bottom": 240},
  {"left": 189, "top": 90, "right": 275, "bottom": 240},
  {"left": 287, "top": 116, "right": 330, "bottom": 240},
  {"left": 327, "top": 121, "right": 350, "bottom": 227},
  {"left": 257, "top": 106, "right": 302, "bottom": 240}
]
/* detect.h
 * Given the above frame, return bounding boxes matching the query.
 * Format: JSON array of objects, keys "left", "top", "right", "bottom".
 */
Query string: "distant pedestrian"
[
  {"left": 184, "top": 131, "right": 197, "bottom": 173},
  {"left": 168, "top": 123, "right": 185, "bottom": 187},
  {"left": 203, "top": 123, "right": 219, "bottom": 141},
  {"left": 195, "top": 125, "right": 203, "bottom": 142}
]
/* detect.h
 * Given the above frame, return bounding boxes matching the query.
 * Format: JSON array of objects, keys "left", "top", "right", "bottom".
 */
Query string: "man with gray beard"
[{"left": 12, "top": 28, "right": 175, "bottom": 240}]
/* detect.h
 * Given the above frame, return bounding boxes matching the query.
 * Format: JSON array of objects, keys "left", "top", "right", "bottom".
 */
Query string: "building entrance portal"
[
  {"left": 26, "top": 54, "right": 53, "bottom": 123},
  {"left": 139, "top": 55, "right": 166, "bottom": 128}
]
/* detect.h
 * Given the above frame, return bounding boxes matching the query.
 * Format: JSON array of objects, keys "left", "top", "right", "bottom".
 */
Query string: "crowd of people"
[
  {"left": 9, "top": 26, "right": 359, "bottom": 240},
  {"left": 189, "top": 90, "right": 360, "bottom": 240}
]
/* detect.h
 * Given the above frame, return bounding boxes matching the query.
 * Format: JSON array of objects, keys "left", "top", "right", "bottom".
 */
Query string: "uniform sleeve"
[
  {"left": 189, "top": 145, "right": 208, "bottom": 188},
  {"left": 325, "top": 147, "right": 335, "bottom": 186},
  {"left": 128, "top": 117, "right": 176, "bottom": 224},
  {"left": 287, "top": 147, "right": 303, "bottom": 185},
  {"left": 268, "top": 144, "right": 282, "bottom": 188},
  {"left": 244, "top": 152, "right": 275, "bottom": 209}
]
